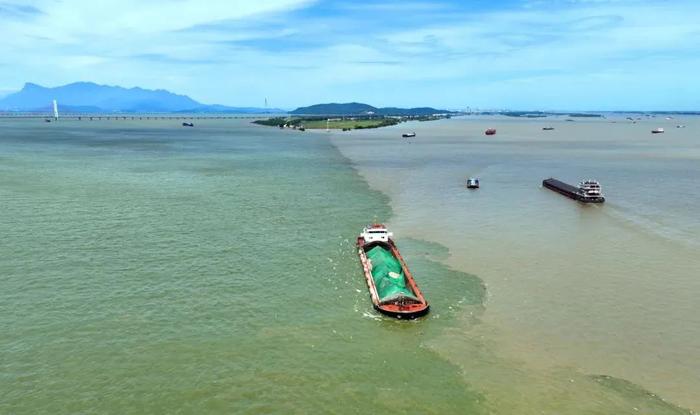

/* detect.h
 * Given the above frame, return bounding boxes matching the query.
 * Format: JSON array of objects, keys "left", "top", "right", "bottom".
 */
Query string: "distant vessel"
[
  {"left": 543, "top": 178, "right": 605, "bottom": 203},
  {"left": 356, "top": 225, "right": 429, "bottom": 319},
  {"left": 651, "top": 128, "right": 665, "bottom": 134},
  {"left": 485, "top": 128, "right": 496, "bottom": 135},
  {"left": 466, "top": 177, "right": 480, "bottom": 189},
  {"left": 182, "top": 122, "right": 194, "bottom": 127},
  {"left": 542, "top": 127, "right": 555, "bottom": 131},
  {"left": 676, "top": 125, "right": 686, "bottom": 129},
  {"left": 402, "top": 132, "right": 416, "bottom": 138}
]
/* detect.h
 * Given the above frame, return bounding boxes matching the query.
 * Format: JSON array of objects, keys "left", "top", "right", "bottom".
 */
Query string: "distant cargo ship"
[
  {"left": 402, "top": 132, "right": 416, "bottom": 138},
  {"left": 182, "top": 122, "right": 194, "bottom": 127},
  {"left": 485, "top": 128, "right": 496, "bottom": 135},
  {"left": 543, "top": 178, "right": 605, "bottom": 203},
  {"left": 356, "top": 225, "right": 429, "bottom": 319},
  {"left": 651, "top": 128, "right": 664, "bottom": 134},
  {"left": 542, "top": 127, "right": 555, "bottom": 131}
]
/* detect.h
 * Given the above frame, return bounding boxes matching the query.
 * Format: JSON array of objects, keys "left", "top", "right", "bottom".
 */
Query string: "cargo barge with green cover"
[{"left": 356, "top": 225, "right": 429, "bottom": 318}]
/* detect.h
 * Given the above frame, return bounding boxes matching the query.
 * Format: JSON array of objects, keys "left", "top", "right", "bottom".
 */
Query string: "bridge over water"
[{"left": 0, "top": 113, "right": 276, "bottom": 120}]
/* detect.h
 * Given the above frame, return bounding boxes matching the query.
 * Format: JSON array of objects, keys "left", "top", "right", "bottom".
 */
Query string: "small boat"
[
  {"left": 542, "top": 127, "right": 555, "bottom": 131},
  {"left": 466, "top": 177, "right": 480, "bottom": 189},
  {"left": 299, "top": 126, "right": 306, "bottom": 131},
  {"left": 676, "top": 125, "right": 686, "bottom": 129},
  {"left": 44, "top": 119, "right": 52, "bottom": 123},
  {"left": 402, "top": 132, "right": 416, "bottom": 138},
  {"left": 484, "top": 128, "right": 496, "bottom": 135},
  {"left": 182, "top": 122, "right": 194, "bottom": 127},
  {"left": 651, "top": 128, "right": 664, "bottom": 134},
  {"left": 357, "top": 225, "right": 429, "bottom": 319}
]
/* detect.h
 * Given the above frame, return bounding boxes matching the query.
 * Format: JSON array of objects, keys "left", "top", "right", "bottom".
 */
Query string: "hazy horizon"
[
  {"left": 2, "top": 81, "right": 699, "bottom": 113},
  {"left": 1, "top": 0, "right": 699, "bottom": 110}
]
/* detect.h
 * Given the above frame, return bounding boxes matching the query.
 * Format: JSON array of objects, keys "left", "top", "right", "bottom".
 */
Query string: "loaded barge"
[
  {"left": 543, "top": 178, "right": 605, "bottom": 203},
  {"left": 356, "top": 225, "right": 429, "bottom": 319}
]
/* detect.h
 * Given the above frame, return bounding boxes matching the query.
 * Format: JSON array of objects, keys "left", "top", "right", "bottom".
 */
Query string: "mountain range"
[
  {"left": 0, "top": 83, "right": 455, "bottom": 116},
  {"left": 0, "top": 82, "right": 284, "bottom": 113},
  {"left": 289, "top": 102, "right": 453, "bottom": 116}
]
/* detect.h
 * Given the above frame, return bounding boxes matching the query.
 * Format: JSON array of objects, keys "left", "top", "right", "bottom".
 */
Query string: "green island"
[{"left": 253, "top": 115, "right": 448, "bottom": 130}]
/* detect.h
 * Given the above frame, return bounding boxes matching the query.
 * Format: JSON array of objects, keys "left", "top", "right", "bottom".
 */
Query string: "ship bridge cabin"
[
  {"left": 578, "top": 180, "right": 603, "bottom": 200},
  {"left": 360, "top": 225, "right": 394, "bottom": 243}
]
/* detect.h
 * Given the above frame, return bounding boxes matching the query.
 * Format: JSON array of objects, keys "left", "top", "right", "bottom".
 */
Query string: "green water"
[
  {"left": 0, "top": 120, "right": 479, "bottom": 414},
  {"left": 0, "top": 119, "right": 692, "bottom": 414}
]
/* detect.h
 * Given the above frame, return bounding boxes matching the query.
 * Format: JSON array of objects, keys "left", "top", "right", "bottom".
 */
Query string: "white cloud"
[
  {"left": 0, "top": 0, "right": 698, "bottom": 109},
  {"left": 10, "top": 0, "right": 313, "bottom": 36},
  {"left": 0, "top": 0, "right": 315, "bottom": 90}
]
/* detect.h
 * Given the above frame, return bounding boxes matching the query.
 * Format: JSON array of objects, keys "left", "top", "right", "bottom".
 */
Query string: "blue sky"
[{"left": 1, "top": 0, "right": 698, "bottom": 110}]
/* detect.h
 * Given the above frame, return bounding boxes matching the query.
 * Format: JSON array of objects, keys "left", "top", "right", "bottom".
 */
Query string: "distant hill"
[
  {"left": 0, "top": 82, "right": 284, "bottom": 113},
  {"left": 290, "top": 102, "right": 453, "bottom": 116},
  {"left": 290, "top": 102, "right": 376, "bottom": 115}
]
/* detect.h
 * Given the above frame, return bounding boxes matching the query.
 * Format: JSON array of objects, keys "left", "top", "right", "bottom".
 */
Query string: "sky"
[{"left": 0, "top": 0, "right": 699, "bottom": 110}]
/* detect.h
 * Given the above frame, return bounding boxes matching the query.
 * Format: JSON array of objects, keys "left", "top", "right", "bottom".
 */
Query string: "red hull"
[{"left": 356, "top": 237, "right": 429, "bottom": 319}]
